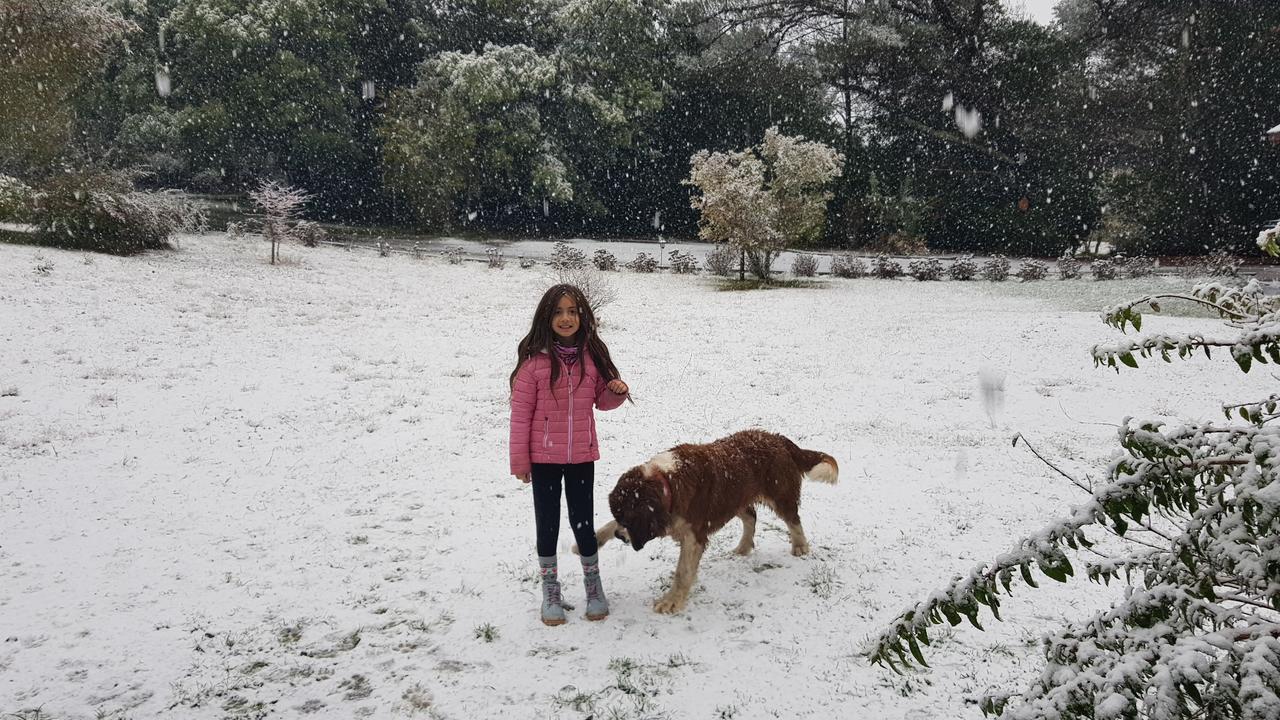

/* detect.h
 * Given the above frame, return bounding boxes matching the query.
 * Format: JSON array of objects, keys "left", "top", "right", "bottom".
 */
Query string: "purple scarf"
[{"left": 553, "top": 342, "right": 580, "bottom": 367}]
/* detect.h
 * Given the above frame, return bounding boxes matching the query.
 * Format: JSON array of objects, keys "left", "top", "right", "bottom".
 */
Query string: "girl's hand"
[
  {"left": 515, "top": 473, "right": 530, "bottom": 483},
  {"left": 607, "top": 379, "right": 629, "bottom": 395}
]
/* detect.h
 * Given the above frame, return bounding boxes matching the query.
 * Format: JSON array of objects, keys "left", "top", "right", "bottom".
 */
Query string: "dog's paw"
[
  {"left": 791, "top": 542, "right": 810, "bottom": 557},
  {"left": 653, "top": 594, "right": 686, "bottom": 614},
  {"left": 733, "top": 542, "right": 754, "bottom": 556}
]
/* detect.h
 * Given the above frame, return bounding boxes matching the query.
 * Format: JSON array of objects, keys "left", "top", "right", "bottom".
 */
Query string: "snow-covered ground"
[{"left": 0, "top": 235, "right": 1267, "bottom": 719}]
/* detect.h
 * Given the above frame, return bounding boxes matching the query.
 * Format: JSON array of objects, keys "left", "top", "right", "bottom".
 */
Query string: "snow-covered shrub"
[
  {"left": 592, "top": 249, "right": 617, "bottom": 271},
  {"left": 948, "top": 254, "right": 978, "bottom": 281},
  {"left": 705, "top": 243, "right": 736, "bottom": 276},
  {"left": 1091, "top": 258, "right": 1118, "bottom": 280},
  {"left": 226, "top": 220, "right": 249, "bottom": 241},
  {"left": 907, "top": 258, "right": 943, "bottom": 281},
  {"left": 870, "top": 273, "right": 1280, "bottom": 719},
  {"left": 792, "top": 253, "right": 818, "bottom": 278},
  {"left": 1256, "top": 217, "right": 1280, "bottom": 255},
  {"left": 1057, "top": 252, "right": 1083, "bottom": 280},
  {"left": 1201, "top": 250, "right": 1241, "bottom": 277},
  {"left": 669, "top": 249, "right": 700, "bottom": 274},
  {"left": 626, "top": 253, "right": 659, "bottom": 273},
  {"left": 486, "top": 247, "right": 506, "bottom": 269},
  {"left": 519, "top": 255, "right": 536, "bottom": 269},
  {"left": 550, "top": 241, "right": 588, "bottom": 271},
  {"left": 443, "top": 247, "right": 464, "bottom": 265},
  {"left": 294, "top": 221, "right": 327, "bottom": 248},
  {"left": 687, "top": 126, "right": 844, "bottom": 281},
  {"left": 1016, "top": 259, "right": 1048, "bottom": 281},
  {"left": 830, "top": 253, "right": 867, "bottom": 279},
  {"left": 1126, "top": 256, "right": 1154, "bottom": 278},
  {"left": 871, "top": 255, "right": 903, "bottom": 279},
  {"left": 28, "top": 172, "right": 206, "bottom": 254},
  {"left": 980, "top": 255, "right": 1010, "bottom": 281}
]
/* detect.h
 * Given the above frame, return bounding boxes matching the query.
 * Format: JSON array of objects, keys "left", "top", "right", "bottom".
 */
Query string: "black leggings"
[{"left": 531, "top": 462, "right": 598, "bottom": 558}]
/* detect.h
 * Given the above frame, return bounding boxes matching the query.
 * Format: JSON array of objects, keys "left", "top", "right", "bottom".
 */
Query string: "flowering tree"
[
  {"left": 868, "top": 236, "right": 1280, "bottom": 718},
  {"left": 686, "top": 127, "right": 843, "bottom": 281}
]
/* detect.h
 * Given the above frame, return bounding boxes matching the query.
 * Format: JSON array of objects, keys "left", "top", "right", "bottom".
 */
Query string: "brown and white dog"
[{"left": 590, "top": 429, "right": 838, "bottom": 614}]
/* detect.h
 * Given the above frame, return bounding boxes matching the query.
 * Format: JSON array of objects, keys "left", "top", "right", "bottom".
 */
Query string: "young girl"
[{"left": 509, "top": 283, "right": 629, "bottom": 626}]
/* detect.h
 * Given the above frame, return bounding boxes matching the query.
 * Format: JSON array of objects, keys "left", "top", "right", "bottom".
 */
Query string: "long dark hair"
[{"left": 509, "top": 284, "right": 620, "bottom": 392}]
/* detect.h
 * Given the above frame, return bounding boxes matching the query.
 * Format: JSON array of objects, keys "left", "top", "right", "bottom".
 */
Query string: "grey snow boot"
[
  {"left": 581, "top": 553, "right": 609, "bottom": 621},
  {"left": 538, "top": 556, "right": 566, "bottom": 626}
]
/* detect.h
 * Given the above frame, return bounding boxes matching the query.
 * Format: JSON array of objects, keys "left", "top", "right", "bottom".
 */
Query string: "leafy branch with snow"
[{"left": 868, "top": 247, "right": 1280, "bottom": 718}]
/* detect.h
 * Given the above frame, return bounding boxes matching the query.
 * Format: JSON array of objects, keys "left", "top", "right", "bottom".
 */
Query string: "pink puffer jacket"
[{"left": 509, "top": 352, "right": 627, "bottom": 476}]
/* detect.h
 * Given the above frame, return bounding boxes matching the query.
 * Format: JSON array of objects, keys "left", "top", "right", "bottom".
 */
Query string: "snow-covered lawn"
[{"left": 0, "top": 236, "right": 1266, "bottom": 719}]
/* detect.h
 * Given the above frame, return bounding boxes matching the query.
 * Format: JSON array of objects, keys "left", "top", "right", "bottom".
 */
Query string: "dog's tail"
[{"left": 786, "top": 438, "right": 839, "bottom": 484}]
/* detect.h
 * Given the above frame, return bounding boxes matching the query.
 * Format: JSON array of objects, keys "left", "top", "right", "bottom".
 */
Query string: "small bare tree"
[{"left": 248, "top": 181, "right": 309, "bottom": 265}]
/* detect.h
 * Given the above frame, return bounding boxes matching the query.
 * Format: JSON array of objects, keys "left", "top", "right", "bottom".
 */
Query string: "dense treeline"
[{"left": 4, "top": 0, "right": 1280, "bottom": 255}]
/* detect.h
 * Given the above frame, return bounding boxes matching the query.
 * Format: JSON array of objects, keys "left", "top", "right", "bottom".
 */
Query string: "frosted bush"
[
  {"left": 830, "top": 253, "right": 867, "bottom": 279},
  {"left": 1117, "top": 255, "right": 1154, "bottom": 278},
  {"left": 592, "top": 249, "right": 617, "bottom": 271},
  {"left": 980, "top": 255, "right": 1010, "bottom": 281},
  {"left": 948, "top": 255, "right": 977, "bottom": 280},
  {"left": 1091, "top": 258, "right": 1118, "bottom": 280},
  {"left": 1057, "top": 253, "right": 1083, "bottom": 280},
  {"left": 625, "top": 252, "right": 658, "bottom": 273},
  {"left": 791, "top": 254, "right": 818, "bottom": 277},
  {"left": 871, "top": 255, "right": 903, "bottom": 279},
  {"left": 669, "top": 249, "right": 699, "bottom": 274},
  {"left": 1201, "top": 251, "right": 1241, "bottom": 277},
  {"left": 704, "top": 243, "right": 736, "bottom": 276},
  {"left": 485, "top": 247, "right": 505, "bottom": 269},
  {"left": 294, "top": 221, "right": 327, "bottom": 248},
  {"left": 907, "top": 258, "right": 943, "bottom": 281},
  {"left": 1016, "top": 259, "right": 1048, "bottom": 281},
  {"left": 550, "top": 241, "right": 588, "bottom": 271}
]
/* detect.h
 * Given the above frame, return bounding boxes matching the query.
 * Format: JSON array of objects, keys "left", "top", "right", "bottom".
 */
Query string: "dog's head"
[{"left": 608, "top": 466, "right": 669, "bottom": 552}]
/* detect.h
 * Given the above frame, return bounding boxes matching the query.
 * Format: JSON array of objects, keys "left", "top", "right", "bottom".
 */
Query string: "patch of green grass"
[
  {"left": 338, "top": 674, "right": 373, "bottom": 700},
  {"left": 805, "top": 564, "right": 841, "bottom": 599},
  {"left": 276, "top": 621, "right": 304, "bottom": 645},
  {"left": 473, "top": 623, "right": 499, "bottom": 642},
  {"left": 552, "top": 687, "right": 597, "bottom": 713}
]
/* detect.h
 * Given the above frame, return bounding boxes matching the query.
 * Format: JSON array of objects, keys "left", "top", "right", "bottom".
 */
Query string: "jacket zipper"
[
  {"left": 543, "top": 418, "right": 550, "bottom": 448},
  {"left": 567, "top": 371, "right": 575, "bottom": 463}
]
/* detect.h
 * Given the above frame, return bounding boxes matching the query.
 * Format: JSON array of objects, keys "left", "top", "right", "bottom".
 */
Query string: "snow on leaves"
[{"left": 869, "top": 259, "right": 1280, "bottom": 718}]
